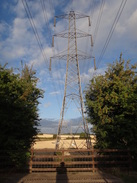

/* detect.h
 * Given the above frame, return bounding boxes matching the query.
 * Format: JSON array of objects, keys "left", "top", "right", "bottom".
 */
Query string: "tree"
[
  {"left": 0, "top": 64, "right": 43, "bottom": 168},
  {"left": 85, "top": 57, "right": 137, "bottom": 152}
]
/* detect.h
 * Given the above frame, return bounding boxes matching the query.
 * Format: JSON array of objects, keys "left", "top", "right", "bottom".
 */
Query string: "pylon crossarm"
[
  {"left": 55, "top": 12, "right": 90, "bottom": 20},
  {"left": 53, "top": 30, "right": 92, "bottom": 39},
  {"left": 77, "top": 48, "right": 93, "bottom": 57},
  {"left": 51, "top": 53, "right": 92, "bottom": 61},
  {"left": 76, "top": 32, "right": 91, "bottom": 38},
  {"left": 55, "top": 14, "right": 70, "bottom": 19}
]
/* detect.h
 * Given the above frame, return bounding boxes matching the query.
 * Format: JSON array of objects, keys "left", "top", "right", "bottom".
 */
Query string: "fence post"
[
  {"left": 92, "top": 148, "right": 95, "bottom": 173},
  {"left": 62, "top": 149, "right": 64, "bottom": 162},
  {"left": 29, "top": 148, "right": 33, "bottom": 173}
]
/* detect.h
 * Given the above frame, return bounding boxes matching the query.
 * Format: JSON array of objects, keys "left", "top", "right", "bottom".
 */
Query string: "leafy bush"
[{"left": 0, "top": 64, "right": 43, "bottom": 169}]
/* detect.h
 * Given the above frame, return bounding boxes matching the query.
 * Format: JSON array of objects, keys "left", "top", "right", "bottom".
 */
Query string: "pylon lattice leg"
[{"left": 55, "top": 11, "right": 91, "bottom": 149}]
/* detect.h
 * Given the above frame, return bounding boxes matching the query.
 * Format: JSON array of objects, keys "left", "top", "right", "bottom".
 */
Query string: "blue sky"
[{"left": 0, "top": 0, "right": 137, "bottom": 122}]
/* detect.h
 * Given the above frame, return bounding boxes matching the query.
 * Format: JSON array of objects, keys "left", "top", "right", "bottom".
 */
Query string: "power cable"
[
  {"left": 44, "top": 0, "right": 64, "bottom": 102},
  {"left": 22, "top": 0, "right": 61, "bottom": 112},
  {"left": 97, "top": 0, "right": 127, "bottom": 68},
  {"left": 40, "top": 0, "right": 62, "bottom": 110},
  {"left": 84, "top": 0, "right": 96, "bottom": 75},
  {"left": 40, "top": 0, "right": 52, "bottom": 45},
  {"left": 22, "top": 0, "right": 48, "bottom": 68},
  {"left": 82, "top": 1, "right": 93, "bottom": 76},
  {"left": 93, "top": 0, "right": 105, "bottom": 45},
  {"left": 50, "top": 0, "right": 68, "bottom": 101},
  {"left": 83, "top": 0, "right": 105, "bottom": 85}
]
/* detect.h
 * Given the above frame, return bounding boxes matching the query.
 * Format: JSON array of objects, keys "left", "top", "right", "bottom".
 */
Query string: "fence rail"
[{"left": 30, "top": 148, "right": 132, "bottom": 173}]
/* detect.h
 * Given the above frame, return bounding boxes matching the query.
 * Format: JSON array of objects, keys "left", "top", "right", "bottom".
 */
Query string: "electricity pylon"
[{"left": 50, "top": 11, "right": 94, "bottom": 149}]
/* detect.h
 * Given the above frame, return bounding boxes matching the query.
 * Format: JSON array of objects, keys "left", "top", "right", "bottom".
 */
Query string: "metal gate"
[{"left": 29, "top": 149, "right": 131, "bottom": 173}]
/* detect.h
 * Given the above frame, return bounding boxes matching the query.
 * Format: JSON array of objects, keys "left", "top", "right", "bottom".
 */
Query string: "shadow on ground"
[
  {"left": 0, "top": 171, "right": 124, "bottom": 183},
  {"left": 56, "top": 162, "right": 68, "bottom": 183}
]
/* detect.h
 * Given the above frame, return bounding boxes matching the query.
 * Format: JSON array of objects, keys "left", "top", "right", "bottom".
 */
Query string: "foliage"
[
  {"left": 85, "top": 57, "right": 137, "bottom": 154},
  {"left": 53, "top": 134, "right": 57, "bottom": 139},
  {"left": 0, "top": 64, "right": 43, "bottom": 168},
  {"left": 79, "top": 132, "right": 86, "bottom": 139}
]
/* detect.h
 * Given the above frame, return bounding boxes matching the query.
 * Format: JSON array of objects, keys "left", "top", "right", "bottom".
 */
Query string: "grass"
[{"left": 35, "top": 137, "right": 54, "bottom": 141}]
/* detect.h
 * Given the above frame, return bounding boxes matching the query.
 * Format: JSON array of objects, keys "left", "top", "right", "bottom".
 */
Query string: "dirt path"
[{"left": 0, "top": 171, "right": 124, "bottom": 183}]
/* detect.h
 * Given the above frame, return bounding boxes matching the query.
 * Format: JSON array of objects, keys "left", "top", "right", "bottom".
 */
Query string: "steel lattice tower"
[{"left": 50, "top": 11, "right": 93, "bottom": 149}]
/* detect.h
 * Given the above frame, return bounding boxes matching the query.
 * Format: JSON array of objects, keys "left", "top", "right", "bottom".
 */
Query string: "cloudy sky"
[{"left": 0, "top": 0, "right": 137, "bottom": 123}]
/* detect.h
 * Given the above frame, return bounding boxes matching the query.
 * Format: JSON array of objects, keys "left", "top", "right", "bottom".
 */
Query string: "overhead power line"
[
  {"left": 93, "top": 0, "right": 105, "bottom": 45},
  {"left": 22, "top": 0, "right": 48, "bottom": 67},
  {"left": 22, "top": 0, "right": 62, "bottom": 111},
  {"left": 40, "top": 0, "right": 64, "bottom": 102},
  {"left": 97, "top": 0, "right": 127, "bottom": 68},
  {"left": 40, "top": 0, "right": 52, "bottom": 45}
]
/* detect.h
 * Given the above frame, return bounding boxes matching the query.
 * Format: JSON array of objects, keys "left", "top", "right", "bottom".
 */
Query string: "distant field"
[
  {"left": 33, "top": 134, "right": 96, "bottom": 149},
  {"left": 33, "top": 139, "right": 56, "bottom": 149},
  {"left": 33, "top": 139, "right": 93, "bottom": 149}
]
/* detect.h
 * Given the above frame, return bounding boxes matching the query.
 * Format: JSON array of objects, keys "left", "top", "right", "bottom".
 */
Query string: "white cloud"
[
  {"left": 1, "top": 0, "right": 137, "bottom": 120},
  {"left": 0, "top": 22, "right": 8, "bottom": 34},
  {"left": 13, "top": 0, "right": 26, "bottom": 18},
  {"left": 81, "top": 67, "right": 106, "bottom": 84},
  {"left": 88, "top": 0, "right": 137, "bottom": 66},
  {"left": 0, "top": 17, "right": 35, "bottom": 60},
  {"left": 49, "top": 91, "right": 60, "bottom": 96},
  {"left": 1, "top": 0, "right": 137, "bottom": 65},
  {"left": 44, "top": 102, "right": 51, "bottom": 108},
  {"left": 43, "top": 47, "right": 53, "bottom": 59},
  {"left": 52, "top": 70, "right": 62, "bottom": 79},
  {"left": 64, "top": 0, "right": 92, "bottom": 13},
  {"left": 39, "top": 69, "right": 47, "bottom": 76},
  {"left": 115, "top": 22, "right": 126, "bottom": 35},
  {"left": 127, "top": 8, "right": 137, "bottom": 37},
  {"left": 0, "top": 0, "right": 55, "bottom": 68}
]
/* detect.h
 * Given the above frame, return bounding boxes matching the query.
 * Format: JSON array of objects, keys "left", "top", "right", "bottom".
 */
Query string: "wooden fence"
[{"left": 30, "top": 149, "right": 132, "bottom": 173}]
